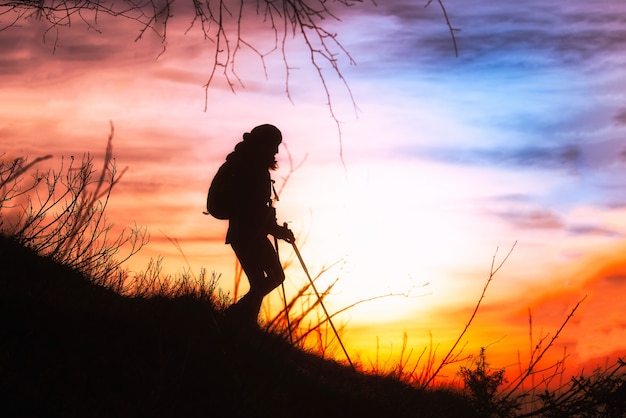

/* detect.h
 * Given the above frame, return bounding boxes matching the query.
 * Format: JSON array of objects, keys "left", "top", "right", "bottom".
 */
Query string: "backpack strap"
[{"left": 270, "top": 179, "right": 279, "bottom": 204}]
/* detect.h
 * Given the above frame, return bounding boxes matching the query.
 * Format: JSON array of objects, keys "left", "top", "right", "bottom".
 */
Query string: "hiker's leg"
[
  {"left": 256, "top": 237, "right": 285, "bottom": 295},
  {"left": 227, "top": 238, "right": 284, "bottom": 323},
  {"left": 233, "top": 237, "right": 284, "bottom": 295},
  {"left": 228, "top": 291, "right": 263, "bottom": 324},
  {"left": 228, "top": 243, "right": 262, "bottom": 322},
  {"left": 232, "top": 240, "right": 266, "bottom": 295},
  {"left": 229, "top": 239, "right": 268, "bottom": 322}
]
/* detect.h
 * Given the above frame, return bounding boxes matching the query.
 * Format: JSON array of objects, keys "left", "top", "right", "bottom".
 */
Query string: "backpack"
[{"left": 205, "top": 160, "right": 236, "bottom": 220}]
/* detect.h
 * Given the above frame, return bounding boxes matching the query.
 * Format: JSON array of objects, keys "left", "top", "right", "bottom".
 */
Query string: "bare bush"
[
  {"left": 0, "top": 123, "right": 148, "bottom": 285},
  {"left": 460, "top": 347, "right": 521, "bottom": 417}
]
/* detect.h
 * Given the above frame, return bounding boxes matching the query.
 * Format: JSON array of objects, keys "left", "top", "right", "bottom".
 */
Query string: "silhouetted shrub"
[{"left": 0, "top": 127, "right": 147, "bottom": 286}]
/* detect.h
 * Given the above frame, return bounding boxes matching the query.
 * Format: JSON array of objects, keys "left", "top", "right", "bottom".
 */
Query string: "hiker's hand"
[{"left": 274, "top": 224, "right": 295, "bottom": 243}]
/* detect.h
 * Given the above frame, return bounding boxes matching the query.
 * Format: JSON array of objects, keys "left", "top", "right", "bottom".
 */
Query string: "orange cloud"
[{"left": 493, "top": 244, "right": 626, "bottom": 372}]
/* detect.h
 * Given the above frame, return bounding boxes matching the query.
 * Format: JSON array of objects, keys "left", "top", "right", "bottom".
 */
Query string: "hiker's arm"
[{"left": 270, "top": 223, "right": 295, "bottom": 243}]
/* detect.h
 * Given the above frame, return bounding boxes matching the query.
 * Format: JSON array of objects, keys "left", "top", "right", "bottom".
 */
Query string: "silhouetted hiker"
[{"left": 219, "top": 124, "right": 294, "bottom": 326}]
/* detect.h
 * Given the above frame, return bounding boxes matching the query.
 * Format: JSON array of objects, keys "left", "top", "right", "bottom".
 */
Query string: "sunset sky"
[{"left": 2, "top": 0, "right": 626, "bottom": 377}]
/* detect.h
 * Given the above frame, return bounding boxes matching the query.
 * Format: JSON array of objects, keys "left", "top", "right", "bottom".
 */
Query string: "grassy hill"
[{"left": 0, "top": 235, "right": 474, "bottom": 418}]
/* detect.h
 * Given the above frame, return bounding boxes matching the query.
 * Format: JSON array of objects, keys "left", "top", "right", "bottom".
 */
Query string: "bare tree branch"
[{"left": 2, "top": 1, "right": 458, "bottom": 159}]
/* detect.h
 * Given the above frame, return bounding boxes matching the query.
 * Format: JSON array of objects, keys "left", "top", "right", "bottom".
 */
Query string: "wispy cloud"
[
  {"left": 567, "top": 225, "right": 624, "bottom": 239},
  {"left": 496, "top": 208, "right": 564, "bottom": 230},
  {"left": 356, "top": 0, "right": 626, "bottom": 68},
  {"left": 413, "top": 144, "right": 582, "bottom": 170}
]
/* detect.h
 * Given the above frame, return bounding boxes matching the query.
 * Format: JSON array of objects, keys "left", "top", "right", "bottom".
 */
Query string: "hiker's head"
[
  {"left": 244, "top": 124, "right": 282, "bottom": 149},
  {"left": 241, "top": 124, "right": 282, "bottom": 169}
]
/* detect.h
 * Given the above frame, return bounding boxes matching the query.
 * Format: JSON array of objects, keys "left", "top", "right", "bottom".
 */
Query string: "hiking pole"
[
  {"left": 290, "top": 240, "right": 355, "bottom": 371},
  {"left": 275, "top": 235, "right": 293, "bottom": 344}
]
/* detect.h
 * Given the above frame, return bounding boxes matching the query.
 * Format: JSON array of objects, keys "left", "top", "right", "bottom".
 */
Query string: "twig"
[
  {"left": 503, "top": 295, "right": 588, "bottom": 399},
  {"left": 423, "top": 241, "right": 517, "bottom": 387}
]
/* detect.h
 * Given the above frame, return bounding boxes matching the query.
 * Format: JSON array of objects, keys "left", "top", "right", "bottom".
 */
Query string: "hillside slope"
[{"left": 0, "top": 235, "right": 474, "bottom": 418}]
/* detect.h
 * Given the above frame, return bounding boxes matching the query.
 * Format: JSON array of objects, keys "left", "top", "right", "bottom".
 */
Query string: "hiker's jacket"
[{"left": 225, "top": 151, "right": 275, "bottom": 245}]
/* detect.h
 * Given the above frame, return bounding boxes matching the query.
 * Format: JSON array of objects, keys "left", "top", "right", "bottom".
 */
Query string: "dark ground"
[{"left": 0, "top": 235, "right": 475, "bottom": 418}]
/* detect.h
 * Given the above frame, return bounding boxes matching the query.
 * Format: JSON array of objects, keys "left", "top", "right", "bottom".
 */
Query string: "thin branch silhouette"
[{"left": 423, "top": 241, "right": 517, "bottom": 387}]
